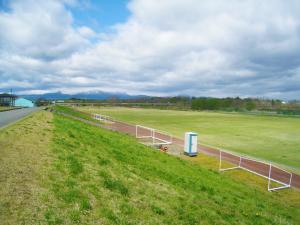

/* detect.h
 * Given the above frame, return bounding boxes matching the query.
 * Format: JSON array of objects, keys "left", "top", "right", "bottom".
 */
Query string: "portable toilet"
[{"left": 184, "top": 132, "right": 198, "bottom": 156}]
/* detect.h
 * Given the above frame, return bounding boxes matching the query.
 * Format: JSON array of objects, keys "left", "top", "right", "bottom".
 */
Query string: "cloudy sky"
[{"left": 1, "top": 0, "right": 300, "bottom": 99}]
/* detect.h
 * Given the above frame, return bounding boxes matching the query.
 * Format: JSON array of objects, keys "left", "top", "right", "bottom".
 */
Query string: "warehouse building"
[
  {"left": 0, "top": 93, "right": 17, "bottom": 106},
  {"left": 0, "top": 93, "right": 35, "bottom": 107},
  {"left": 15, "top": 98, "right": 35, "bottom": 108}
]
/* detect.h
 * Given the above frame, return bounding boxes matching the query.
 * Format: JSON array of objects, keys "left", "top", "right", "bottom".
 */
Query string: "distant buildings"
[
  {"left": 0, "top": 93, "right": 17, "bottom": 106},
  {"left": 15, "top": 98, "right": 35, "bottom": 107},
  {"left": 0, "top": 93, "right": 34, "bottom": 107}
]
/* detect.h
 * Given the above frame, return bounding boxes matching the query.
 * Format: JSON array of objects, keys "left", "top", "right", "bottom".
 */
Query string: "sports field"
[
  {"left": 77, "top": 107, "right": 300, "bottom": 170},
  {"left": 1, "top": 109, "right": 299, "bottom": 224}
]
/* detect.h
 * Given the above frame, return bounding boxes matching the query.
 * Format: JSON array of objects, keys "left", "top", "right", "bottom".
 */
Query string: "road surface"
[{"left": 0, "top": 107, "right": 40, "bottom": 128}]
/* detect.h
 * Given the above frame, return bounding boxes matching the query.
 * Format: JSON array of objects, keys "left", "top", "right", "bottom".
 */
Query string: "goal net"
[
  {"left": 135, "top": 125, "right": 172, "bottom": 146},
  {"left": 267, "top": 164, "right": 292, "bottom": 191},
  {"left": 92, "top": 114, "right": 114, "bottom": 123},
  {"left": 219, "top": 150, "right": 292, "bottom": 191}
]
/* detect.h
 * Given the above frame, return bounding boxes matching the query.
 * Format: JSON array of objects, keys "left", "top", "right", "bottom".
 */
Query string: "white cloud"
[
  {"left": 0, "top": 0, "right": 91, "bottom": 60},
  {"left": 77, "top": 26, "right": 96, "bottom": 38},
  {"left": 1, "top": 0, "right": 300, "bottom": 99}
]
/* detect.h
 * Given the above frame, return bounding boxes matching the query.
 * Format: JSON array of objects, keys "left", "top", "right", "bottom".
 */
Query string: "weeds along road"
[{"left": 0, "top": 107, "right": 40, "bottom": 128}]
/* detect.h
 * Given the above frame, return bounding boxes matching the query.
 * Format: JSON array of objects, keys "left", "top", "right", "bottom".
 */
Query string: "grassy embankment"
[
  {"left": 52, "top": 105, "right": 94, "bottom": 121},
  {"left": 0, "top": 106, "right": 14, "bottom": 111},
  {"left": 54, "top": 105, "right": 98, "bottom": 122},
  {"left": 77, "top": 107, "right": 300, "bottom": 170},
  {"left": 1, "top": 109, "right": 300, "bottom": 224},
  {"left": 0, "top": 111, "right": 54, "bottom": 224}
]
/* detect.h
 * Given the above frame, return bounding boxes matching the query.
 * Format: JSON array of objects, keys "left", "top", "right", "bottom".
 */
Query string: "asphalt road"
[{"left": 0, "top": 107, "right": 40, "bottom": 128}]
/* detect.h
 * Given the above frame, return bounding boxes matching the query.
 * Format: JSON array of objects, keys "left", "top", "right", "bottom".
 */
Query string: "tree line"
[
  {"left": 114, "top": 96, "right": 300, "bottom": 114},
  {"left": 36, "top": 96, "right": 300, "bottom": 115}
]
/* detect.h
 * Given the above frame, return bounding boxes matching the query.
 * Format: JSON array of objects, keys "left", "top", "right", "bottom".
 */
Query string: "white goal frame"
[
  {"left": 135, "top": 125, "right": 172, "bottom": 145},
  {"left": 219, "top": 150, "right": 292, "bottom": 192},
  {"left": 267, "top": 164, "right": 293, "bottom": 191},
  {"left": 92, "top": 113, "right": 114, "bottom": 123}
]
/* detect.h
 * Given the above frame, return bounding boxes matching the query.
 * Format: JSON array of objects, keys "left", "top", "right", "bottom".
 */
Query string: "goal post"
[
  {"left": 219, "top": 151, "right": 242, "bottom": 171},
  {"left": 219, "top": 150, "right": 293, "bottom": 192},
  {"left": 92, "top": 113, "right": 114, "bottom": 123},
  {"left": 267, "top": 164, "right": 293, "bottom": 191},
  {"left": 135, "top": 125, "right": 172, "bottom": 145},
  {"left": 136, "top": 125, "right": 154, "bottom": 139},
  {"left": 153, "top": 129, "right": 173, "bottom": 145}
]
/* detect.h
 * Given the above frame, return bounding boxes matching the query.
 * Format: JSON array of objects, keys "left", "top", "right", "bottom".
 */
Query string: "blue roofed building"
[{"left": 15, "top": 98, "right": 35, "bottom": 108}]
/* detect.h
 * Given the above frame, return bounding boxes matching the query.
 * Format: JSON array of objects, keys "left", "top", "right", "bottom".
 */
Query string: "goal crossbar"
[
  {"left": 219, "top": 151, "right": 242, "bottom": 172},
  {"left": 136, "top": 125, "right": 172, "bottom": 145},
  {"left": 267, "top": 163, "right": 292, "bottom": 191},
  {"left": 219, "top": 150, "right": 292, "bottom": 191},
  {"left": 92, "top": 113, "right": 113, "bottom": 123}
]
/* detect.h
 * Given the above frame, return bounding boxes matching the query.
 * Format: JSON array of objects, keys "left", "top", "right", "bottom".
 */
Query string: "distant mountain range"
[{"left": 21, "top": 91, "right": 149, "bottom": 101}]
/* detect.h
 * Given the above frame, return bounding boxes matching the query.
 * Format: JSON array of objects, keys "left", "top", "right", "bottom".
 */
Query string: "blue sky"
[
  {"left": 68, "top": 0, "right": 129, "bottom": 33},
  {"left": 1, "top": 0, "right": 300, "bottom": 99}
]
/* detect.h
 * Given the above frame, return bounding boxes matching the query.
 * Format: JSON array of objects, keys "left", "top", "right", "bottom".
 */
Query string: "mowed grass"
[
  {"left": 77, "top": 107, "right": 300, "bottom": 170},
  {"left": 0, "top": 106, "right": 14, "bottom": 111},
  {"left": 54, "top": 105, "right": 102, "bottom": 123},
  {"left": 0, "top": 111, "right": 54, "bottom": 224},
  {"left": 0, "top": 110, "right": 300, "bottom": 224}
]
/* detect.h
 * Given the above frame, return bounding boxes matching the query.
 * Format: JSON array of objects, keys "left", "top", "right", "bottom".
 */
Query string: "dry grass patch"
[{"left": 0, "top": 111, "right": 53, "bottom": 224}]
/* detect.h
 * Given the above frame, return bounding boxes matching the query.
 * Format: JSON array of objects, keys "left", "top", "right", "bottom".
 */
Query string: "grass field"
[
  {"left": 0, "top": 111, "right": 54, "bottom": 224},
  {"left": 0, "top": 106, "right": 22, "bottom": 112},
  {"left": 0, "top": 106, "right": 13, "bottom": 111},
  {"left": 1, "top": 109, "right": 299, "bottom": 224},
  {"left": 76, "top": 107, "right": 300, "bottom": 170}
]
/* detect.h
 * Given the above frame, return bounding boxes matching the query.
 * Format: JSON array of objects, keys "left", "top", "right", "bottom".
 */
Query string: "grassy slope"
[
  {"left": 54, "top": 105, "right": 102, "bottom": 123},
  {"left": 1, "top": 110, "right": 299, "bottom": 224},
  {"left": 43, "top": 113, "right": 300, "bottom": 224},
  {"left": 0, "top": 111, "right": 54, "bottom": 224},
  {"left": 0, "top": 106, "right": 13, "bottom": 111},
  {"left": 78, "top": 107, "right": 300, "bottom": 169}
]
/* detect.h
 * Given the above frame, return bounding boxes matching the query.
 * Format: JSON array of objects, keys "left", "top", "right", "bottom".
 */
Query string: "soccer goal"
[
  {"left": 219, "top": 151, "right": 242, "bottom": 172},
  {"left": 92, "top": 113, "right": 114, "bottom": 123},
  {"left": 219, "top": 150, "right": 293, "bottom": 191},
  {"left": 135, "top": 125, "right": 172, "bottom": 145},
  {"left": 267, "top": 164, "right": 293, "bottom": 191}
]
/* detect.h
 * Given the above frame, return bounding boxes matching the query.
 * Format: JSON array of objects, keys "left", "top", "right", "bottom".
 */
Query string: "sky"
[{"left": 1, "top": 0, "right": 300, "bottom": 99}]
